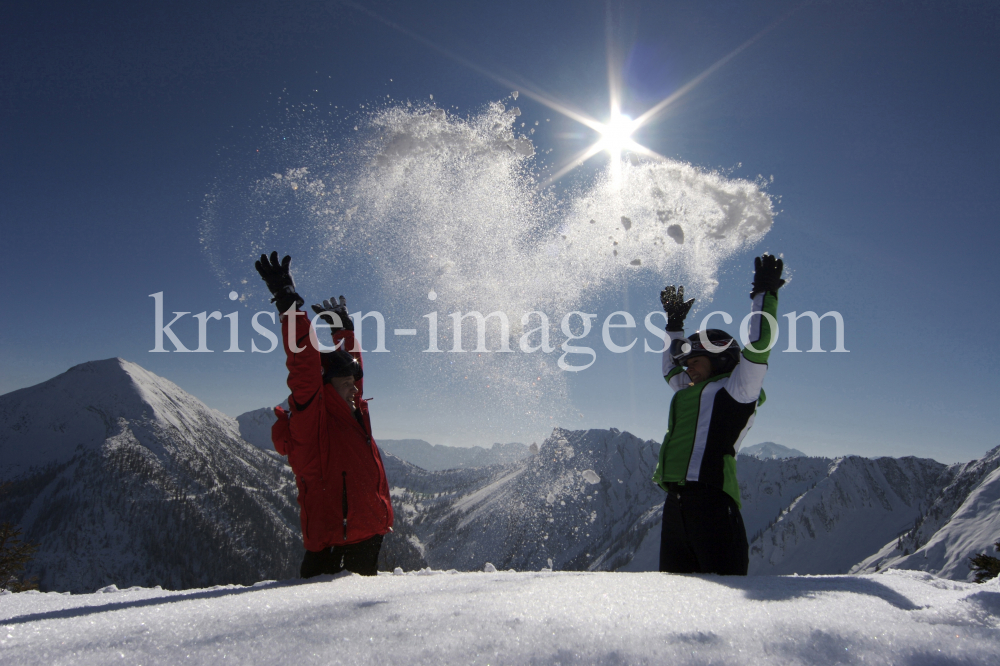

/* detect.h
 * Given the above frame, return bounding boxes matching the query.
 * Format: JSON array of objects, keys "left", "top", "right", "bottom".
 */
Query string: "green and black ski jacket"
[{"left": 652, "top": 291, "right": 779, "bottom": 508}]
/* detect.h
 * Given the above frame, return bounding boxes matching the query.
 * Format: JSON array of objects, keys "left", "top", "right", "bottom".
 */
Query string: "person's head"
[
  {"left": 329, "top": 374, "right": 358, "bottom": 406},
  {"left": 684, "top": 355, "right": 713, "bottom": 384},
  {"left": 321, "top": 349, "right": 363, "bottom": 407},
  {"left": 669, "top": 329, "right": 741, "bottom": 383}
]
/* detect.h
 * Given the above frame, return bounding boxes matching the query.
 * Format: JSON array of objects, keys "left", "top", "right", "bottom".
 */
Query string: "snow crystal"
[
  {"left": 581, "top": 470, "right": 600, "bottom": 484},
  {"left": 511, "top": 137, "right": 534, "bottom": 157}
]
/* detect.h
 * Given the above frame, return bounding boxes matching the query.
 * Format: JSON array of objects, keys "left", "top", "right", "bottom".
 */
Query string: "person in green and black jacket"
[{"left": 653, "top": 254, "right": 785, "bottom": 575}]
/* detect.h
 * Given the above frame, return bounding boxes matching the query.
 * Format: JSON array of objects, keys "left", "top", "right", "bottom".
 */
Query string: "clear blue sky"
[{"left": 2, "top": 0, "right": 998, "bottom": 463}]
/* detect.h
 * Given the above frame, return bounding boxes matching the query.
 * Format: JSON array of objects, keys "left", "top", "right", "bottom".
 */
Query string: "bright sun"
[
  {"left": 593, "top": 109, "right": 644, "bottom": 185},
  {"left": 532, "top": 101, "right": 659, "bottom": 188},
  {"left": 600, "top": 111, "right": 636, "bottom": 158}
]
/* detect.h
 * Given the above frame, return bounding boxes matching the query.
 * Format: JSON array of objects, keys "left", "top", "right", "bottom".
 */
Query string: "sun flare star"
[
  {"left": 341, "top": 0, "right": 802, "bottom": 190},
  {"left": 594, "top": 108, "right": 648, "bottom": 186},
  {"left": 538, "top": 101, "right": 662, "bottom": 189}
]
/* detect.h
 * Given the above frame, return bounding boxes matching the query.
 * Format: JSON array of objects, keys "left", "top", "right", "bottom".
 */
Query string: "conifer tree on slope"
[
  {"left": 0, "top": 485, "right": 39, "bottom": 592},
  {"left": 969, "top": 540, "right": 1000, "bottom": 583}
]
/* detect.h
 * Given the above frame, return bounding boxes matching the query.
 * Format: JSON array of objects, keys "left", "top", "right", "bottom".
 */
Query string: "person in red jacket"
[{"left": 255, "top": 251, "right": 394, "bottom": 578}]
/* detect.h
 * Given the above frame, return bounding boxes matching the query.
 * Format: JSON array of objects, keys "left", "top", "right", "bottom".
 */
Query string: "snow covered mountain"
[
  {"left": 232, "top": 400, "right": 999, "bottom": 580},
  {"left": 596, "top": 451, "right": 966, "bottom": 576},
  {"left": 382, "top": 432, "right": 997, "bottom": 579},
  {"left": 384, "top": 428, "right": 663, "bottom": 572},
  {"left": 852, "top": 443, "right": 1000, "bottom": 580},
  {"left": 0, "top": 358, "right": 303, "bottom": 592},
  {"left": 234, "top": 402, "right": 662, "bottom": 573},
  {"left": 235, "top": 401, "right": 287, "bottom": 450},
  {"left": 5, "top": 358, "right": 998, "bottom": 592},
  {"left": 738, "top": 441, "right": 807, "bottom": 459},
  {"left": 740, "top": 455, "right": 950, "bottom": 575}
]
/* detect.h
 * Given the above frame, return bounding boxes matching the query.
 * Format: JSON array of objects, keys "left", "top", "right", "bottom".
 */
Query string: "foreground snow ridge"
[{"left": 2, "top": 570, "right": 997, "bottom": 665}]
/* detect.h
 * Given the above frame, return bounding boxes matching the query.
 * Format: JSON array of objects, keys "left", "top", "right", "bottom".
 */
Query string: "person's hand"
[
  {"left": 254, "top": 251, "right": 303, "bottom": 313},
  {"left": 660, "top": 285, "right": 694, "bottom": 332},
  {"left": 751, "top": 254, "right": 785, "bottom": 296},
  {"left": 311, "top": 295, "right": 354, "bottom": 333}
]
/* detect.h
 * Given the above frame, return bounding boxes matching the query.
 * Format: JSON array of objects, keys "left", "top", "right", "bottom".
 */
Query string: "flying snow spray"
[{"left": 200, "top": 99, "right": 773, "bottom": 438}]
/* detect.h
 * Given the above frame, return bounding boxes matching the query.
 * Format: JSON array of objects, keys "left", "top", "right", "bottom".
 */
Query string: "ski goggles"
[{"left": 668, "top": 336, "right": 735, "bottom": 365}]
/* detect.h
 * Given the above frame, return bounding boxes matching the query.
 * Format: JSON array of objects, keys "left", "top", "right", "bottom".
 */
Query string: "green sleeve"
[{"left": 741, "top": 291, "right": 779, "bottom": 365}]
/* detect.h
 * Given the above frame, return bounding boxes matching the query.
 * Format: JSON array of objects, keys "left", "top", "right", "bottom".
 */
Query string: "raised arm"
[
  {"left": 660, "top": 285, "right": 695, "bottom": 392},
  {"left": 727, "top": 255, "right": 784, "bottom": 404},
  {"left": 281, "top": 310, "right": 323, "bottom": 412},
  {"left": 255, "top": 252, "right": 324, "bottom": 444}
]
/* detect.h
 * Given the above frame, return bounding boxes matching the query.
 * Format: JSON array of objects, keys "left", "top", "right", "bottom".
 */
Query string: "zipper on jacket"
[
  {"left": 364, "top": 429, "right": 391, "bottom": 526},
  {"left": 342, "top": 471, "right": 349, "bottom": 541},
  {"left": 363, "top": 421, "right": 393, "bottom": 530},
  {"left": 350, "top": 404, "right": 393, "bottom": 534}
]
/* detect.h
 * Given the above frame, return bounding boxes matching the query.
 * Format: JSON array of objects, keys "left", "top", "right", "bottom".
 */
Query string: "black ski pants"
[
  {"left": 659, "top": 482, "right": 748, "bottom": 575},
  {"left": 301, "top": 534, "right": 383, "bottom": 578}
]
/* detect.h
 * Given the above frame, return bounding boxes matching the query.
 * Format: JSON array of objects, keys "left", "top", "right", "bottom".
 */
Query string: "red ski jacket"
[{"left": 270, "top": 310, "right": 393, "bottom": 551}]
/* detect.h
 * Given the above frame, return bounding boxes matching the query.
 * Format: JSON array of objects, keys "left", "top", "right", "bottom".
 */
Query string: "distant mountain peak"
[
  {"left": 739, "top": 441, "right": 807, "bottom": 460},
  {"left": 0, "top": 357, "right": 301, "bottom": 592},
  {"left": 0, "top": 357, "right": 236, "bottom": 480}
]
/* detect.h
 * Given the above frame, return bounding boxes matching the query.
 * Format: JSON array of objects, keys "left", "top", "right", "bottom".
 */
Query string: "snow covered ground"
[{"left": 2, "top": 570, "right": 998, "bottom": 665}]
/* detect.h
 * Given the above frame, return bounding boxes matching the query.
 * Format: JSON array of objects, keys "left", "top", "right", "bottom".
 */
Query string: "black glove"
[
  {"left": 254, "top": 251, "right": 304, "bottom": 313},
  {"left": 311, "top": 295, "right": 354, "bottom": 335},
  {"left": 751, "top": 254, "right": 785, "bottom": 297},
  {"left": 660, "top": 285, "right": 694, "bottom": 332}
]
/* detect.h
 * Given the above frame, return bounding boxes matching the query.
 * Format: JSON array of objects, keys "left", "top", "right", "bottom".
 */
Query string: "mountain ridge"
[
  {"left": 852, "top": 443, "right": 1000, "bottom": 579},
  {"left": 4, "top": 358, "right": 998, "bottom": 591}
]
